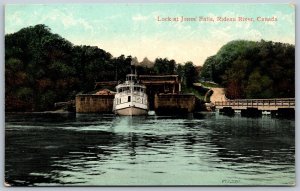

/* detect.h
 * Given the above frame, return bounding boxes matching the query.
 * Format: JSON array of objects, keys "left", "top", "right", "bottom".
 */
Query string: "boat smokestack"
[{"left": 131, "top": 57, "right": 139, "bottom": 75}]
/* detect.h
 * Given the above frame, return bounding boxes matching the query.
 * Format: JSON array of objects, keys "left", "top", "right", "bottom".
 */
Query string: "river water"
[{"left": 5, "top": 112, "right": 295, "bottom": 186}]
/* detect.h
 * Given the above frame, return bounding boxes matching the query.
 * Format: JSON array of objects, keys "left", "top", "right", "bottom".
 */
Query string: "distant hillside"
[
  {"left": 138, "top": 57, "right": 154, "bottom": 68},
  {"left": 200, "top": 40, "right": 295, "bottom": 99}
]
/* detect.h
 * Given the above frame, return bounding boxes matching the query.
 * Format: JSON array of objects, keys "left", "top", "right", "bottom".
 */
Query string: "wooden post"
[{"left": 173, "top": 83, "right": 175, "bottom": 94}]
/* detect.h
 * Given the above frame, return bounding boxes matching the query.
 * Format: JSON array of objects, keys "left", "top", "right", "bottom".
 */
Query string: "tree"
[
  {"left": 200, "top": 40, "right": 295, "bottom": 99},
  {"left": 5, "top": 25, "right": 114, "bottom": 111},
  {"left": 153, "top": 58, "right": 176, "bottom": 75},
  {"left": 183, "top": 62, "right": 198, "bottom": 87},
  {"left": 200, "top": 56, "right": 216, "bottom": 81}
]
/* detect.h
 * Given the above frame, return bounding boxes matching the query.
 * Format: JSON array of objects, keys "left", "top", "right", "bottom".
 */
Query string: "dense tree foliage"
[
  {"left": 6, "top": 25, "right": 199, "bottom": 111},
  {"left": 5, "top": 25, "right": 130, "bottom": 111},
  {"left": 152, "top": 59, "right": 198, "bottom": 88},
  {"left": 182, "top": 62, "right": 198, "bottom": 87},
  {"left": 152, "top": 59, "right": 198, "bottom": 87},
  {"left": 200, "top": 40, "right": 295, "bottom": 99},
  {"left": 153, "top": 58, "right": 176, "bottom": 75}
]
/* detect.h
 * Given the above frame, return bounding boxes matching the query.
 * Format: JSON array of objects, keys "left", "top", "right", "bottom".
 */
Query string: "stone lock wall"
[
  {"left": 154, "top": 94, "right": 196, "bottom": 114},
  {"left": 76, "top": 94, "right": 114, "bottom": 113}
]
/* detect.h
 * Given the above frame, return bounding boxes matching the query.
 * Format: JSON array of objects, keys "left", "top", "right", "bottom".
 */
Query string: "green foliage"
[
  {"left": 153, "top": 58, "right": 176, "bottom": 74},
  {"left": 245, "top": 70, "right": 273, "bottom": 99},
  {"left": 182, "top": 86, "right": 205, "bottom": 100},
  {"left": 38, "top": 90, "right": 57, "bottom": 111},
  {"left": 200, "top": 81, "right": 221, "bottom": 88},
  {"left": 110, "top": 55, "right": 132, "bottom": 81},
  {"left": 183, "top": 62, "right": 198, "bottom": 87},
  {"left": 200, "top": 40, "right": 295, "bottom": 99},
  {"left": 200, "top": 56, "right": 216, "bottom": 81},
  {"left": 152, "top": 58, "right": 199, "bottom": 88},
  {"left": 5, "top": 25, "right": 125, "bottom": 111},
  {"left": 16, "top": 87, "right": 33, "bottom": 102}
]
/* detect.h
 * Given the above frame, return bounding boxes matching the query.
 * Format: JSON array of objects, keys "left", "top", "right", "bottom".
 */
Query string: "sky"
[{"left": 5, "top": 4, "right": 295, "bottom": 66}]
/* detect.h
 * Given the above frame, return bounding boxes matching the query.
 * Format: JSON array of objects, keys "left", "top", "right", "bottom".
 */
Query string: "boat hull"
[{"left": 114, "top": 106, "right": 148, "bottom": 116}]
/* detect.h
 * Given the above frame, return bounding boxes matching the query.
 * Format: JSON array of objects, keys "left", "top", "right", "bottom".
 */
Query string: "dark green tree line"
[
  {"left": 200, "top": 40, "right": 295, "bottom": 99},
  {"left": 5, "top": 25, "right": 130, "bottom": 111}
]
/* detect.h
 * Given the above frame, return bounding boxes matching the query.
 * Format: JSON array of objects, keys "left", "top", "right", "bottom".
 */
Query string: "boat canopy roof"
[
  {"left": 126, "top": 74, "right": 137, "bottom": 77},
  {"left": 126, "top": 74, "right": 138, "bottom": 82},
  {"left": 116, "top": 83, "right": 146, "bottom": 89}
]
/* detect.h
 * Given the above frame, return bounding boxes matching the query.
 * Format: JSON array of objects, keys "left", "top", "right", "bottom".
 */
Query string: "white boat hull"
[
  {"left": 113, "top": 73, "right": 148, "bottom": 116},
  {"left": 115, "top": 106, "right": 148, "bottom": 116}
]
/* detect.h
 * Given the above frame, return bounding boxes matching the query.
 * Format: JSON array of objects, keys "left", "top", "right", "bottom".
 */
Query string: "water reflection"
[
  {"left": 5, "top": 112, "right": 295, "bottom": 186},
  {"left": 203, "top": 113, "right": 295, "bottom": 178}
]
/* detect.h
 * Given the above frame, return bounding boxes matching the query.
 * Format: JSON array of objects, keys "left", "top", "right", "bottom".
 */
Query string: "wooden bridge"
[{"left": 215, "top": 98, "right": 295, "bottom": 111}]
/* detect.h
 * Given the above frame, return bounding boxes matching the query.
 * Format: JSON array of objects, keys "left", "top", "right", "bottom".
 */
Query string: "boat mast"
[{"left": 131, "top": 57, "right": 139, "bottom": 81}]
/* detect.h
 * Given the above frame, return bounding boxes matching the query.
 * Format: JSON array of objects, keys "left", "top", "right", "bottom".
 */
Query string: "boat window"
[{"left": 128, "top": 96, "right": 131, "bottom": 102}]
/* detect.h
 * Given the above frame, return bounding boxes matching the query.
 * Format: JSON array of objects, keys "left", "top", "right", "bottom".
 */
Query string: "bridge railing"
[{"left": 215, "top": 98, "right": 295, "bottom": 108}]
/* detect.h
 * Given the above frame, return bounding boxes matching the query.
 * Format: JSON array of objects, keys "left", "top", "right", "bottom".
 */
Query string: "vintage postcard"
[{"left": 5, "top": 4, "right": 295, "bottom": 186}]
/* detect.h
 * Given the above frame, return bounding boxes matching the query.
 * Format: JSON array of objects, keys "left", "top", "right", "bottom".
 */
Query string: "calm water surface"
[{"left": 5, "top": 112, "right": 295, "bottom": 186}]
